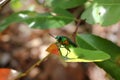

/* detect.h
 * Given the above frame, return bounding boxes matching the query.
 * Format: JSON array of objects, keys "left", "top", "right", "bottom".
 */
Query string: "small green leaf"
[
  {"left": 10, "top": 0, "right": 23, "bottom": 11},
  {"left": 76, "top": 34, "right": 120, "bottom": 80},
  {"left": 81, "top": 0, "right": 120, "bottom": 26},
  {"left": 0, "top": 9, "right": 74, "bottom": 31},
  {"left": 60, "top": 47, "right": 110, "bottom": 62},
  {"left": 44, "top": 0, "right": 87, "bottom": 9}
]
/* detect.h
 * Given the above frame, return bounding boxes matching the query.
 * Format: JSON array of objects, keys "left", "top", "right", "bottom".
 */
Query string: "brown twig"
[
  {"left": 0, "top": 0, "right": 10, "bottom": 10},
  {"left": 14, "top": 54, "right": 50, "bottom": 80},
  {"left": 48, "top": 33, "right": 56, "bottom": 38},
  {"left": 71, "top": 6, "right": 84, "bottom": 43},
  {"left": 72, "top": 19, "right": 81, "bottom": 43}
]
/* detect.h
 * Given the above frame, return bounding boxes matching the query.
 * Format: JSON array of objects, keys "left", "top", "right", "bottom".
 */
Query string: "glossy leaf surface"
[
  {"left": 46, "top": 43, "right": 110, "bottom": 62},
  {"left": 81, "top": 0, "right": 120, "bottom": 26},
  {"left": 44, "top": 0, "right": 87, "bottom": 9},
  {"left": 76, "top": 34, "right": 120, "bottom": 80},
  {"left": 0, "top": 9, "right": 74, "bottom": 31},
  {"left": 60, "top": 47, "right": 110, "bottom": 62}
]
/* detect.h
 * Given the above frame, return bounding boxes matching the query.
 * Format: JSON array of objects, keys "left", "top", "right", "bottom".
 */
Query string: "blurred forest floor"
[{"left": 0, "top": 0, "right": 119, "bottom": 80}]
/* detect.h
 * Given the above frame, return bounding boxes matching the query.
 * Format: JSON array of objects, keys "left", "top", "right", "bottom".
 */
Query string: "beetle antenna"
[{"left": 48, "top": 33, "right": 56, "bottom": 38}]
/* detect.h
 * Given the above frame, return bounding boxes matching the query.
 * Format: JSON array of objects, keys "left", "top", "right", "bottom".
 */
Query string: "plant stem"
[
  {"left": 0, "top": 0, "right": 10, "bottom": 10},
  {"left": 14, "top": 54, "right": 50, "bottom": 80},
  {"left": 72, "top": 19, "right": 81, "bottom": 43}
]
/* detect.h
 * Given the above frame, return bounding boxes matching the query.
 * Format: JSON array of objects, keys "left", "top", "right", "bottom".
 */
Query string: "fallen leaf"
[{"left": 46, "top": 43, "right": 60, "bottom": 55}]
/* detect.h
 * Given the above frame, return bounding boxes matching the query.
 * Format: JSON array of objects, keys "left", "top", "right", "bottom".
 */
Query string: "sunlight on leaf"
[
  {"left": 92, "top": 3, "right": 107, "bottom": 24},
  {"left": 60, "top": 47, "right": 110, "bottom": 62},
  {"left": 76, "top": 34, "right": 120, "bottom": 80},
  {"left": 81, "top": 0, "right": 120, "bottom": 26},
  {"left": 0, "top": 9, "right": 74, "bottom": 31}
]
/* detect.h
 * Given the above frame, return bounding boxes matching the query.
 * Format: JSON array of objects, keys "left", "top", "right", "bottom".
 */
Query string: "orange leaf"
[
  {"left": 46, "top": 43, "right": 60, "bottom": 55},
  {"left": 0, "top": 68, "right": 10, "bottom": 80}
]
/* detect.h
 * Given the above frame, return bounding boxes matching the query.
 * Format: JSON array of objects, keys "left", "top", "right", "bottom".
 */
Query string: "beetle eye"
[
  {"left": 58, "top": 37, "right": 62, "bottom": 41},
  {"left": 56, "top": 36, "right": 62, "bottom": 42}
]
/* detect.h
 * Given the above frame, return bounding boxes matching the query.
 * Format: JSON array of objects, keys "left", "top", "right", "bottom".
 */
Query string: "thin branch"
[
  {"left": 72, "top": 19, "right": 81, "bottom": 43},
  {"left": 71, "top": 6, "right": 84, "bottom": 43},
  {"left": 14, "top": 54, "right": 50, "bottom": 80},
  {"left": 0, "top": 0, "right": 10, "bottom": 10}
]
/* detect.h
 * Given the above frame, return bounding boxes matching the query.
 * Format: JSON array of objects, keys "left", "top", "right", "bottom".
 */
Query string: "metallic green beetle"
[
  {"left": 55, "top": 36, "right": 77, "bottom": 56},
  {"left": 55, "top": 36, "right": 77, "bottom": 47}
]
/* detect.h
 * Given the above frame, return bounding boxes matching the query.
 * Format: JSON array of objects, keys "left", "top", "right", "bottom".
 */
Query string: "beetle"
[
  {"left": 48, "top": 33, "right": 77, "bottom": 56},
  {"left": 55, "top": 36, "right": 77, "bottom": 56}
]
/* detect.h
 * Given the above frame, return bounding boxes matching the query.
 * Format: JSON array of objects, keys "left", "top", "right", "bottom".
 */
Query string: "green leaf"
[
  {"left": 0, "top": 9, "right": 74, "bottom": 31},
  {"left": 10, "top": 0, "right": 35, "bottom": 11},
  {"left": 76, "top": 34, "right": 120, "bottom": 80},
  {"left": 60, "top": 47, "right": 110, "bottom": 62},
  {"left": 81, "top": 0, "right": 120, "bottom": 26},
  {"left": 10, "top": 0, "right": 23, "bottom": 11},
  {"left": 44, "top": 0, "right": 87, "bottom": 9}
]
